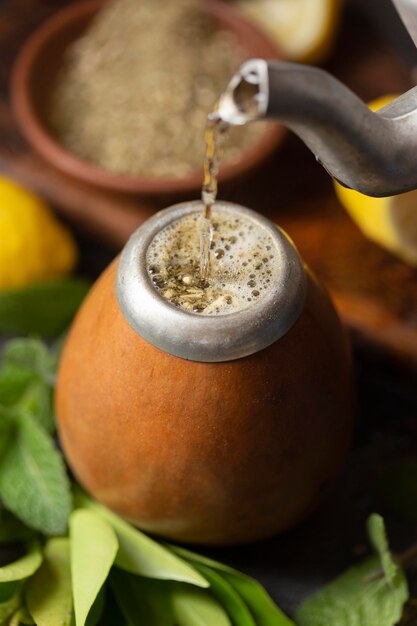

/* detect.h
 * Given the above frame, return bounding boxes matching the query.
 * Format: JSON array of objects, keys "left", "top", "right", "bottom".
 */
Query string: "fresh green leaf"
[
  {"left": 85, "top": 587, "right": 105, "bottom": 626},
  {"left": 9, "top": 606, "right": 34, "bottom": 625},
  {"left": 0, "top": 411, "right": 72, "bottom": 534},
  {"left": 76, "top": 494, "right": 207, "bottom": 588},
  {"left": 17, "top": 381, "right": 54, "bottom": 434},
  {"left": 170, "top": 582, "right": 232, "bottom": 626},
  {"left": 0, "top": 339, "right": 56, "bottom": 433},
  {"left": 25, "top": 537, "right": 73, "bottom": 626},
  {"left": 70, "top": 509, "right": 118, "bottom": 626},
  {"left": 192, "top": 563, "right": 256, "bottom": 626},
  {"left": 170, "top": 545, "right": 295, "bottom": 626},
  {"left": 295, "top": 556, "right": 408, "bottom": 626},
  {"left": 367, "top": 513, "right": 397, "bottom": 585},
  {"left": 0, "top": 279, "right": 90, "bottom": 336},
  {"left": 1, "top": 339, "right": 56, "bottom": 387},
  {"left": 0, "top": 365, "right": 34, "bottom": 408},
  {"left": 111, "top": 569, "right": 174, "bottom": 626},
  {"left": 0, "top": 582, "right": 22, "bottom": 622},
  {"left": 0, "top": 412, "right": 14, "bottom": 461},
  {"left": 0, "top": 543, "right": 42, "bottom": 582}
]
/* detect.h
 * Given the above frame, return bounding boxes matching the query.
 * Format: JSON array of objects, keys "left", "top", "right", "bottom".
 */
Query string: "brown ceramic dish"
[{"left": 11, "top": 0, "right": 285, "bottom": 196}]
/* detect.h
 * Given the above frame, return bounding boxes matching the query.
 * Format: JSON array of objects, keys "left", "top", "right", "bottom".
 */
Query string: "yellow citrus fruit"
[
  {"left": 334, "top": 95, "right": 417, "bottom": 267},
  {"left": 0, "top": 177, "right": 78, "bottom": 289},
  {"left": 235, "top": 0, "right": 342, "bottom": 64}
]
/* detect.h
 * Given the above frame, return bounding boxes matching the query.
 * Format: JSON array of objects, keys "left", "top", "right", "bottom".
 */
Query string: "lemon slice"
[
  {"left": 334, "top": 95, "right": 417, "bottom": 266},
  {"left": 235, "top": 0, "right": 342, "bottom": 63}
]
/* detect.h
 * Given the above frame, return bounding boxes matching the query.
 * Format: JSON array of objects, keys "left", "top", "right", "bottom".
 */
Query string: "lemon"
[
  {"left": 334, "top": 95, "right": 417, "bottom": 267},
  {"left": 0, "top": 177, "right": 78, "bottom": 289},
  {"left": 235, "top": 0, "right": 342, "bottom": 64}
]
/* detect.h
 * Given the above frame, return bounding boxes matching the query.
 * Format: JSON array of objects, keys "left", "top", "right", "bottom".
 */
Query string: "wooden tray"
[{"left": 1, "top": 0, "right": 417, "bottom": 373}]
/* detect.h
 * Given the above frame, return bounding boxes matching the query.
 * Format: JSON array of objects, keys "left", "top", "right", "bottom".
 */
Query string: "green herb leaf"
[
  {"left": 0, "top": 279, "right": 90, "bottom": 336},
  {"left": 0, "top": 582, "right": 22, "bottom": 623},
  {"left": 1, "top": 339, "right": 56, "bottom": 387},
  {"left": 25, "top": 537, "right": 73, "bottom": 626},
  {"left": 70, "top": 509, "right": 118, "bottom": 626},
  {"left": 0, "top": 543, "right": 42, "bottom": 582},
  {"left": 0, "top": 412, "right": 14, "bottom": 461},
  {"left": 85, "top": 587, "right": 105, "bottom": 626},
  {"left": 0, "top": 411, "right": 72, "bottom": 534},
  {"left": 111, "top": 569, "right": 175, "bottom": 626},
  {"left": 9, "top": 606, "right": 34, "bottom": 625},
  {"left": 295, "top": 556, "right": 408, "bottom": 626},
  {"left": 170, "top": 545, "right": 295, "bottom": 626},
  {"left": 0, "top": 339, "right": 56, "bottom": 433},
  {"left": 0, "top": 364, "right": 34, "bottom": 409},
  {"left": 192, "top": 563, "right": 256, "bottom": 626},
  {"left": 77, "top": 494, "right": 207, "bottom": 588},
  {"left": 367, "top": 513, "right": 397, "bottom": 585},
  {"left": 170, "top": 582, "right": 232, "bottom": 626}
]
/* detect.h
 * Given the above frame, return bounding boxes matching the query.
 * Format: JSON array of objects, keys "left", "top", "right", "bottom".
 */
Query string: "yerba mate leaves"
[
  {"left": 110, "top": 569, "right": 175, "bottom": 626},
  {"left": 70, "top": 509, "right": 118, "bottom": 626},
  {"left": 0, "top": 543, "right": 42, "bottom": 582},
  {"left": 192, "top": 563, "right": 257, "bottom": 626},
  {"left": 0, "top": 583, "right": 23, "bottom": 623},
  {"left": 170, "top": 582, "right": 232, "bottom": 626},
  {"left": 169, "top": 544, "right": 295, "bottom": 626},
  {"left": 76, "top": 493, "right": 208, "bottom": 588},
  {"left": 25, "top": 538, "right": 73, "bottom": 626}
]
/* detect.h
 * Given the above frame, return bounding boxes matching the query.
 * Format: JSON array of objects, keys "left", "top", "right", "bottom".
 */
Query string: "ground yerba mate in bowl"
[
  {"left": 12, "top": 0, "right": 284, "bottom": 195},
  {"left": 50, "top": 0, "right": 266, "bottom": 179}
]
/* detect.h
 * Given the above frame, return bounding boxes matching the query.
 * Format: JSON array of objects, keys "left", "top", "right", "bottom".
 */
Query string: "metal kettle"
[{"left": 218, "top": 0, "right": 417, "bottom": 197}]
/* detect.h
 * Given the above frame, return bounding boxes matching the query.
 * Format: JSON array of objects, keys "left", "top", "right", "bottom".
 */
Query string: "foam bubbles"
[{"left": 146, "top": 209, "right": 280, "bottom": 315}]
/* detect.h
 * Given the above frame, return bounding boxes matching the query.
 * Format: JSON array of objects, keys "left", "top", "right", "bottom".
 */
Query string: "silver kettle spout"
[{"left": 218, "top": 59, "right": 417, "bottom": 197}]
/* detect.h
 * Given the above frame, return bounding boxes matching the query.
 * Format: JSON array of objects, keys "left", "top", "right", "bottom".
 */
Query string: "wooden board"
[{"left": 1, "top": 0, "right": 417, "bottom": 372}]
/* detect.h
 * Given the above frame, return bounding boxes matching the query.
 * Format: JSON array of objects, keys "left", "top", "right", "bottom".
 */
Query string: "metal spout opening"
[{"left": 217, "top": 59, "right": 269, "bottom": 125}]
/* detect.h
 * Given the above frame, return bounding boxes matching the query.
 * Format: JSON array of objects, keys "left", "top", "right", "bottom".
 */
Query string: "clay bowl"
[{"left": 11, "top": 0, "right": 285, "bottom": 197}]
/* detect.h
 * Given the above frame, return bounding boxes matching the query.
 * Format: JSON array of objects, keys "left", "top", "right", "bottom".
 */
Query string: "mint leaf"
[
  {"left": 170, "top": 582, "right": 232, "bottom": 626},
  {"left": 367, "top": 513, "right": 397, "bottom": 585},
  {"left": 192, "top": 563, "right": 256, "bottom": 626},
  {"left": 111, "top": 570, "right": 175, "bottom": 625},
  {"left": 25, "top": 537, "right": 73, "bottom": 626},
  {"left": 0, "top": 543, "right": 42, "bottom": 582},
  {"left": 76, "top": 493, "right": 208, "bottom": 588},
  {"left": 0, "top": 411, "right": 72, "bottom": 534},
  {"left": 2, "top": 339, "right": 56, "bottom": 387},
  {"left": 70, "top": 509, "right": 118, "bottom": 626},
  {"left": 169, "top": 545, "right": 295, "bottom": 626},
  {"left": 0, "top": 279, "right": 89, "bottom": 336},
  {"left": 17, "top": 381, "right": 55, "bottom": 434},
  {"left": 0, "top": 339, "right": 56, "bottom": 433},
  {"left": 296, "top": 556, "right": 408, "bottom": 626}
]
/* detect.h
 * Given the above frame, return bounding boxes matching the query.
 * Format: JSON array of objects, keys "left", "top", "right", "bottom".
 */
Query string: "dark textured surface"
[{"left": 2, "top": 0, "right": 417, "bottom": 621}]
